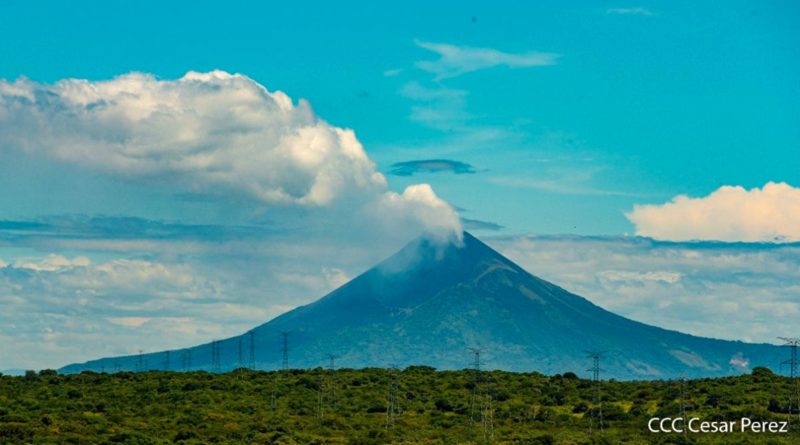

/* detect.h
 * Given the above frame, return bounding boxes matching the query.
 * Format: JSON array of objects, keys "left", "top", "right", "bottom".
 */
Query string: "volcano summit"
[{"left": 61, "top": 232, "right": 784, "bottom": 379}]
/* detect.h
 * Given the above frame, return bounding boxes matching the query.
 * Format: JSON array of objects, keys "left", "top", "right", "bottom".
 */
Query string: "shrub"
[{"left": 434, "top": 398, "right": 453, "bottom": 412}]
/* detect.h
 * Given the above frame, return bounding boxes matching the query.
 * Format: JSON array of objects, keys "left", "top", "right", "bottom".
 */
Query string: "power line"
[{"left": 586, "top": 351, "right": 606, "bottom": 435}]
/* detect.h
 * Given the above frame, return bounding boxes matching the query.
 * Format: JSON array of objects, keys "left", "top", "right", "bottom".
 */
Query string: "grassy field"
[{"left": 1, "top": 366, "right": 798, "bottom": 444}]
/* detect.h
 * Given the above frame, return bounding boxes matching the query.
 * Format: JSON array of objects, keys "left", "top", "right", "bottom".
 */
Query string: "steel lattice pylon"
[{"left": 585, "top": 351, "right": 606, "bottom": 435}]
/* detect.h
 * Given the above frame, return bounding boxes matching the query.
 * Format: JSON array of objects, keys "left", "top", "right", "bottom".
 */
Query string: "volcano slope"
[{"left": 61, "top": 232, "right": 784, "bottom": 379}]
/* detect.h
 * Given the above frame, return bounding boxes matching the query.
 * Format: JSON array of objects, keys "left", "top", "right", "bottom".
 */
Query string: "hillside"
[{"left": 61, "top": 232, "right": 785, "bottom": 379}]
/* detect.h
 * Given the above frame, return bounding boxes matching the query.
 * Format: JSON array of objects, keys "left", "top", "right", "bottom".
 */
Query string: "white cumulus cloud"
[
  {"left": 0, "top": 71, "right": 461, "bottom": 239},
  {"left": 490, "top": 234, "right": 800, "bottom": 344},
  {"left": 626, "top": 182, "right": 800, "bottom": 242},
  {"left": 15, "top": 254, "right": 91, "bottom": 271}
]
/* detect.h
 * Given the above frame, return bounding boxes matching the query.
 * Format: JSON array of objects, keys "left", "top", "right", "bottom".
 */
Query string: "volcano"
[{"left": 61, "top": 232, "right": 784, "bottom": 379}]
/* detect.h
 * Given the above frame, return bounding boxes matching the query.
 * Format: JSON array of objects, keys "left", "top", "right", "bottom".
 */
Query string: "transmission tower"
[
  {"left": 328, "top": 353, "right": 338, "bottom": 370},
  {"left": 480, "top": 376, "right": 495, "bottom": 444},
  {"left": 211, "top": 340, "right": 221, "bottom": 373},
  {"left": 137, "top": 350, "right": 144, "bottom": 372},
  {"left": 586, "top": 351, "right": 606, "bottom": 435},
  {"left": 467, "top": 348, "right": 494, "bottom": 442},
  {"left": 679, "top": 373, "right": 687, "bottom": 437},
  {"left": 468, "top": 348, "right": 483, "bottom": 424},
  {"left": 327, "top": 354, "right": 339, "bottom": 406},
  {"left": 238, "top": 337, "right": 244, "bottom": 368},
  {"left": 779, "top": 337, "right": 800, "bottom": 426},
  {"left": 248, "top": 331, "right": 256, "bottom": 369},
  {"left": 237, "top": 337, "right": 244, "bottom": 379},
  {"left": 182, "top": 349, "right": 192, "bottom": 371},
  {"left": 281, "top": 332, "right": 289, "bottom": 371},
  {"left": 385, "top": 364, "right": 400, "bottom": 429},
  {"left": 316, "top": 370, "right": 325, "bottom": 420},
  {"left": 270, "top": 374, "right": 277, "bottom": 411}
]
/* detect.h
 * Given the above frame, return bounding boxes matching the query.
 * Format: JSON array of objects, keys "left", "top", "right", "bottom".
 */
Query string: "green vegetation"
[{"left": 1, "top": 366, "right": 798, "bottom": 444}]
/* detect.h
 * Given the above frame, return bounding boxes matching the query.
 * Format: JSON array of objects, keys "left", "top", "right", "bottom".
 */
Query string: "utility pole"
[
  {"left": 586, "top": 351, "right": 606, "bottom": 435},
  {"left": 779, "top": 337, "right": 800, "bottom": 426}
]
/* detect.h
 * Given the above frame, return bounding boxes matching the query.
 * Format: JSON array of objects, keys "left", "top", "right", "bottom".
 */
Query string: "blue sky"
[
  {"left": 1, "top": 0, "right": 797, "bottom": 234},
  {"left": 0, "top": 1, "right": 798, "bottom": 369}
]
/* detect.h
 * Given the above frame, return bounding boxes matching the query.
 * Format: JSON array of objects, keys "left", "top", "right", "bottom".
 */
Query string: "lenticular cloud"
[{"left": 0, "top": 70, "right": 462, "bottom": 240}]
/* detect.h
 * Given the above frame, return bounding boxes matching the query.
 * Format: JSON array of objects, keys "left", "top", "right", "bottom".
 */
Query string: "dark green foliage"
[{"left": 0, "top": 368, "right": 798, "bottom": 444}]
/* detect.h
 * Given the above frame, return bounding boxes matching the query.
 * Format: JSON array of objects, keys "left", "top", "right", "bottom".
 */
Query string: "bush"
[
  {"left": 572, "top": 402, "right": 589, "bottom": 413},
  {"left": 434, "top": 398, "right": 454, "bottom": 412},
  {"left": 561, "top": 372, "right": 579, "bottom": 380},
  {"left": 529, "top": 435, "right": 555, "bottom": 445}
]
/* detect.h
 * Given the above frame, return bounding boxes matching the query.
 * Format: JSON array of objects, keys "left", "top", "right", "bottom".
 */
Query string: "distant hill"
[{"left": 61, "top": 232, "right": 785, "bottom": 379}]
